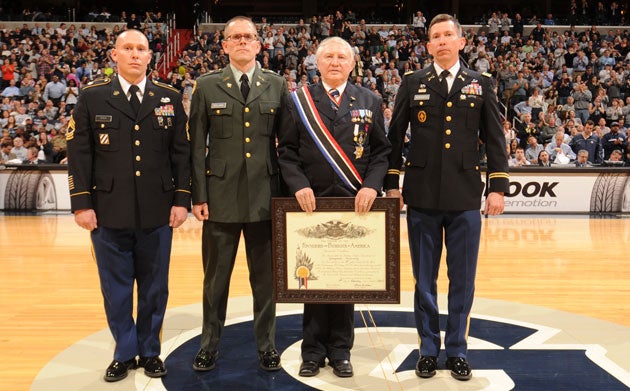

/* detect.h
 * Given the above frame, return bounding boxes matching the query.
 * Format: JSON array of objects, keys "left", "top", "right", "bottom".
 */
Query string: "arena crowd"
[{"left": 1, "top": 5, "right": 629, "bottom": 166}]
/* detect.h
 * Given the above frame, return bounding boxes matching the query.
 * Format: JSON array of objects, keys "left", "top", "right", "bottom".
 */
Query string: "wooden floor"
[{"left": 1, "top": 213, "right": 629, "bottom": 390}]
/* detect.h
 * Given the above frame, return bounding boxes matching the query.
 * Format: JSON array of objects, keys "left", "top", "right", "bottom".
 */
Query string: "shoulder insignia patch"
[
  {"left": 154, "top": 80, "right": 180, "bottom": 93},
  {"left": 199, "top": 69, "right": 222, "bottom": 79},
  {"left": 482, "top": 72, "right": 493, "bottom": 78},
  {"left": 82, "top": 77, "right": 111, "bottom": 90},
  {"left": 66, "top": 115, "right": 76, "bottom": 141}
]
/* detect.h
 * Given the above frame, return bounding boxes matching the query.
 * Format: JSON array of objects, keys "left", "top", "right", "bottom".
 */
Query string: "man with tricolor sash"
[{"left": 277, "top": 36, "right": 391, "bottom": 378}]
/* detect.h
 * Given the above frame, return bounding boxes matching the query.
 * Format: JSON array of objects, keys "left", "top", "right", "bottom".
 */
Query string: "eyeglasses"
[{"left": 226, "top": 33, "right": 258, "bottom": 42}]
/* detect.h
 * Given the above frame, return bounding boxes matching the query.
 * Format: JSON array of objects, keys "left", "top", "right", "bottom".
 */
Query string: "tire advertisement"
[
  {"left": 1, "top": 167, "right": 629, "bottom": 213},
  {"left": 0, "top": 166, "right": 70, "bottom": 211}
]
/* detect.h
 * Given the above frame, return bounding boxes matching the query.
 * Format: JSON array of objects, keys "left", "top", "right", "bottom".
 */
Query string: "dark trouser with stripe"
[
  {"left": 406, "top": 207, "right": 481, "bottom": 359},
  {"left": 91, "top": 224, "right": 172, "bottom": 361}
]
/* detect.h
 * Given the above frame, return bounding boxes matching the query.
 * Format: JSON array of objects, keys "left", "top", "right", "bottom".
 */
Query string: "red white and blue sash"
[{"left": 290, "top": 86, "right": 363, "bottom": 192}]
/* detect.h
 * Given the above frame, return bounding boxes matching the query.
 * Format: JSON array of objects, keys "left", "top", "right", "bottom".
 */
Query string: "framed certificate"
[{"left": 271, "top": 197, "right": 400, "bottom": 304}]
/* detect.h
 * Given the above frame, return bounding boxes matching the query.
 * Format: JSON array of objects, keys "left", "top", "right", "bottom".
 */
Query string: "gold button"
[
  {"left": 245, "top": 152, "right": 251, "bottom": 158},
  {"left": 100, "top": 124, "right": 105, "bottom": 128},
  {"left": 475, "top": 165, "right": 479, "bottom": 170},
  {"left": 135, "top": 170, "right": 141, "bottom": 176},
  {"left": 135, "top": 140, "right": 140, "bottom": 146},
  {"left": 447, "top": 102, "right": 453, "bottom": 107},
  {"left": 245, "top": 122, "right": 250, "bottom": 127},
  {"left": 270, "top": 108, "right": 274, "bottom": 113},
  {"left": 470, "top": 102, "right": 475, "bottom": 108},
  {"left": 244, "top": 107, "right": 250, "bottom": 113},
  {"left": 134, "top": 124, "right": 140, "bottom": 131},
  {"left": 135, "top": 155, "right": 141, "bottom": 161},
  {"left": 406, "top": 161, "right": 411, "bottom": 166},
  {"left": 445, "top": 129, "right": 451, "bottom": 135},
  {"left": 445, "top": 143, "right": 451, "bottom": 149},
  {"left": 419, "top": 101, "right": 424, "bottom": 106},
  {"left": 206, "top": 170, "right": 211, "bottom": 175},
  {"left": 245, "top": 137, "right": 251, "bottom": 143},
  {"left": 216, "top": 109, "right": 221, "bottom": 114},
  {"left": 446, "top": 116, "right": 452, "bottom": 122}
]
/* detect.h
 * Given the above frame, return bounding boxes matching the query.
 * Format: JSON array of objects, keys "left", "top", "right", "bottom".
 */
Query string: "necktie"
[
  {"left": 129, "top": 84, "right": 141, "bottom": 116},
  {"left": 329, "top": 88, "right": 340, "bottom": 111},
  {"left": 439, "top": 70, "right": 450, "bottom": 96},
  {"left": 240, "top": 74, "right": 250, "bottom": 100}
]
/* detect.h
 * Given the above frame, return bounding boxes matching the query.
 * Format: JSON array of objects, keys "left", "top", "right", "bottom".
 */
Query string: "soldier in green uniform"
[{"left": 188, "top": 16, "right": 288, "bottom": 371}]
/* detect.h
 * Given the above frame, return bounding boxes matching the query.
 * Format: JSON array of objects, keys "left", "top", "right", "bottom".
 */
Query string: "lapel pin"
[
  {"left": 149, "top": 91, "right": 155, "bottom": 96},
  {"left": 113, "top": 90, "right": 120, "bottom": 96}
]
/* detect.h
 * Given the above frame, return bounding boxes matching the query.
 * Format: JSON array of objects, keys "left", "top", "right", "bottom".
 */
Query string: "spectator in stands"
[
  {"left": 1, "top": 59, "right": 16, "bottom": 90},
  {"left": 0, "top": 141, "right": 16, "bottom": 163},
  {"left": 1, "top": 80, "right": 21, "bottom": 98},
  {"left": 603, "top": 148, "right": 625, "bottom": 165},
  {"left": 11, "top": 136, "right": 27, "bottom": 161},
  {"left": 602, "top": 121, "right": 628, "bottom": 159},
  {"left": 43, "top": 75, "right": 66, "bottom": 106},
  {"left": 525, "top": 135, "right": 544, "bottom": 163},
  {"left": 574, "top": 149, "right": 592, "bottom": 166},
  {"left": 538, "top": 150, "right": 552, "bottom": 166},
  {"left": 572, "top": 79, "right": 592, "bottom": 125},
  {"left": 517, "top": 113, "right": 540, "bottom": 149},
  {"left": 571, "top": 120, "right": 603, "bottom": 163},
  {"left": 21, "top": 146, "right": 46, "bottom": 164},
  {"left": 547, "top": 131, "right": 577, "bottom": 162},
  {"left": 509, "top": 146, "right": 531, "bottom": 166},
  {"left": 502, "top": 120, "right": 517, "bottom": 144}
]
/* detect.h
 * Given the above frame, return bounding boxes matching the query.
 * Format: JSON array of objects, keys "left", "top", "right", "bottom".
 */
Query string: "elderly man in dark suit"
[
  {"left": 67, "top": 29, "right": 191, "bottom": 382},
  {"left": 188, "top": 16, "right": 287, "bottom": 372},
  {"left": 384, "top": 14, "right": 509, "bottom": 381},
  {"left": 278, "top": 36, "right": 391, "bottom": 378}
]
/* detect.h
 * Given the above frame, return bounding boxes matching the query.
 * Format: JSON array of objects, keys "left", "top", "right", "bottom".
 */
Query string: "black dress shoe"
[
  {"left": 415, "top": 356, "right": 437, "bottom": 378},
  {"left": 138, "top": 356, "right": 167, "bottom": 378},
  {"left": 193, "top": 349, "right": 218, "bottom": 371},
  {"left": 258, "top": 349, "right": 282, "bottom": 371},
  {"left": 446, "top": 357, "right": 472, "bottom": 380},
  {"left": 330, "top": 359, "right": 353, "bottom": 378},
  {"left": 104, "top": 358, "right": 137, "bottom": 382},
  {"left": 299, "top": 359, "right": 325, "bottom": 377}
]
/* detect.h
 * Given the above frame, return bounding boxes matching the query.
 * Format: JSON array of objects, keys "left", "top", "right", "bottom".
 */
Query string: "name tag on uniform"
[
  {"left": 95, "top": 115, "right": 112, "bottom": 122},
  {"left": 414, "top": 94, "right": 430, "bottom": 101},
  {"left": 210, "top": 102, "right": 227, "bottom": 109}
]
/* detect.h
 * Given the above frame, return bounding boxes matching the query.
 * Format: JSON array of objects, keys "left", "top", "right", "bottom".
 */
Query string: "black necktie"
[
  {"left": 240, "top": 74, "right": 250, "bottom": 100},
  {"left": 129, "top": 84, "right": 141, "bottom": 116},
  {"left": 439, "top": 70, "right": 450, "bottom": 96},
  {"left": 329, "top": 88, "right": 340, "bottom": 111}
]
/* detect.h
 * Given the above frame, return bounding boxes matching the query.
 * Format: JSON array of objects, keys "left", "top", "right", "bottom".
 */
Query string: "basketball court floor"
[{"left": 1, "top": 213, "right": 628, "bottom": 390}]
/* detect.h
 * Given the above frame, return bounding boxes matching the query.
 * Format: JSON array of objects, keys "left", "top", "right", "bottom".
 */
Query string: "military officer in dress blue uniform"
[
  {"left": 278, "top": 37, "right": 391, "bottom": 378},
  {"left": 384, "top": 14, "right": 509, "bottom": 381},
  {"left": 188, "top": 16, "right": 287, "bottom": 372},
  {"left": 67, "top": 29, "right": 191, "bottom": 382}
]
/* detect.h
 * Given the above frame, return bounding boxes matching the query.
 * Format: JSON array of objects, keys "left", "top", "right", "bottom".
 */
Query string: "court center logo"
[{"left": 161, "top": 308, "right": 629, "bottom": 390}]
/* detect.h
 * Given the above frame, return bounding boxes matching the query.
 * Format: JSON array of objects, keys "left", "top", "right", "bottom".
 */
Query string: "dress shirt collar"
[
  {"left": 230, "top": 64, "right": 256, "bottom": 88},
  {"left": 321, "top": 81, "right": 347, "bottom": 97},
  {"left": 118, "top": 75, "right": 147, "bottom": 101}
]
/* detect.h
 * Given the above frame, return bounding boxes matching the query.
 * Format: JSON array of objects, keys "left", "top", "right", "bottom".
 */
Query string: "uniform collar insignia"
[{"left": 113, "top": 90, "right": 120, "bottom": 96}]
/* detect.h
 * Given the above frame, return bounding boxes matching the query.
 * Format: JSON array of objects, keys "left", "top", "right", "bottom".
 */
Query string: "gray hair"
[{"left": 315, "top": 37, "right": 354, "bottom": 62}]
